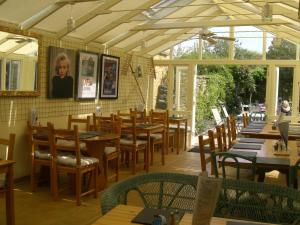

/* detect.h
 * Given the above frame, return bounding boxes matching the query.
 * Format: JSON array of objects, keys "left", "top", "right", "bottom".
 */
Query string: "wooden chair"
[
  {"left": 227, "top": 116, "right": 238, "bottom": 148},
  {"left": 198, "top": 134, "right": 213, "bottom": 174},
  {"left": 120, "top": 114, "right": 147, "bottom": 174},
  {"left": 27, "top": 122, "right": 54, "bottom": 193},
  {"left": 93, "top": 113, "right": 121, "bottom": 182},
  {"left": 150, "top": 109, "right": 174, "bottom": 156},
  {"left": 0, "top": 133, "right": 15, "bottom": 225},
  {"left": 216, "top": 123, "right": 227, "bottom": 152},
  {"left": 130, "top": 108, "right": 148, "bottom": 123},
  {"left": 68, "top": 115, "right": 91, "bottom": 131},
  {"left": 242, "top": 113, "right": 249, "bottom": 128},
  {"left": 93, "top": 113, "right": 114, "bottom": 131},
  {"left": 48, "top": 123, "right": 98, "bottom": 206}
]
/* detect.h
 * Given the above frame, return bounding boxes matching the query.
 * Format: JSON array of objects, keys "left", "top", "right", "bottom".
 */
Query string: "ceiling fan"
[
  {"left": 6, "top": 36, "right": 35, "bottom": 44},
  {"left": 199, "top": 28, "right": 235, "bottom": 44}
]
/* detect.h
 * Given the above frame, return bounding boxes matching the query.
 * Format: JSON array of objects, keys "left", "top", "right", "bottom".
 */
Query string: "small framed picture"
[
  {"left": 76, "top": 51, "right": 98, "bottom": 100},
  {"left": 99, "top": 54, "right": 120, "bottom": 99}
]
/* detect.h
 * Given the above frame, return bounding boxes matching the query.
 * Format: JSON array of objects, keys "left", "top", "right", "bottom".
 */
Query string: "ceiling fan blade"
[
  {"left": 211, "top": 36, "right": 235, "bottom": 41},
  {"left": 206, "top": 38, "right": 217, "bottom": 45}
]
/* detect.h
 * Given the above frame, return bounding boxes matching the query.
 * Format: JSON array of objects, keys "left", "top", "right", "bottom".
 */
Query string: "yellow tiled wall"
[{"left": 0, "top": 35, "right": 155, "bottom": 178}]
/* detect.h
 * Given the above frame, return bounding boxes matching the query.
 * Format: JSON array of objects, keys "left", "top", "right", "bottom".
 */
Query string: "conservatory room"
[{"left": 0, "top": 0, "right": 300, "bottom": 225}]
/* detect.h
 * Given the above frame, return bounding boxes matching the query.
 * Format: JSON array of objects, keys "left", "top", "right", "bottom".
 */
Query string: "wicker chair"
[{"left": 101, "top": 172, "right": 300, "bottom": 225}]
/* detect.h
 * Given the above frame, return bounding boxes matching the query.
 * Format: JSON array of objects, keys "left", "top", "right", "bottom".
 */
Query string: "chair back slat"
[
  {"left": 68, "top": 115, "right": 91, "bottom": 131},
  {"left": 0, "top": 133, "right": 15, "bottom": 160}
]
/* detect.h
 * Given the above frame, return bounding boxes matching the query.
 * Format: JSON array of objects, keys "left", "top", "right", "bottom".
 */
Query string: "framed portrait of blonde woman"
[{"left": 48, "top": 46, "right": 76, "bottom": 99}]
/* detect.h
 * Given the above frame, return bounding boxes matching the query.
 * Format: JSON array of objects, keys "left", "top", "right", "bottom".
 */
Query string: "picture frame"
[
  {"left": 48, "top": 46, "right": 76, "bottom": 98},
  {"left": 99, "top": 54, "right": 120, "bottom": 99},
  {"left": 76, "top": 51, "right": 99, "bottom": 100}
]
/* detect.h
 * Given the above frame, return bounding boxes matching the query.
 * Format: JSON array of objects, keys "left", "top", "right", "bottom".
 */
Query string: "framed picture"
[
  {"left": 76, "top": 51, "right": 99, "bottom": 100},
  {"left": 48, "top": 46, "right": 76, "bottom": 98},
  {"left": 100, "top": 54, "right": 120, "bottom": 99}
]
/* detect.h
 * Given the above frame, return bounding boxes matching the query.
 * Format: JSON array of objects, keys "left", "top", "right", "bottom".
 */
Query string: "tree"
[{"left": 267, "top": 39, "right": 296, "bottom": 60}]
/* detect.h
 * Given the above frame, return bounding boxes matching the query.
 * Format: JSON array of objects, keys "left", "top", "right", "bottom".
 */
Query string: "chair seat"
[
  {"left": 104, "top": 146, "right": 117, "bottom": 155},
  {"left": 137, "top": 133, "right": 162, "bottom": 140},
  {"left": 120, "top": 138, "right": 147, "bottom": 146},
  {"left": 57, "top": 154, "right": 99, "bottom": 167},
  {"left": 34, "top": 149, "right": 51, "bottom": 160}
]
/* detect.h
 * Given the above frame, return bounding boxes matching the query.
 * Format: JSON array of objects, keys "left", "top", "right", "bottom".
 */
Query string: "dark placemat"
[
  {"left": 257, "top": 157, "right": 290, "bottom": 166},
  {"left": 241, "top": 128, "right": 261, "bottom": 133},
  {"left": 238, "top": 138, "right": 265, "bottom": 144},
  {"left": 79, "top": 131, "right": 104, "bottom": 139},
  {"left": 229, "top": 150, "right": 257, "bottom": 157},
  {"left": 247, "top": 124, "right": 265, "bottom": 129},
  {"left": 250, "top": 121, "right": 266, "bottom": 124},
  {"left": 232, "top": 143, "right": 262, "bottom": 150},
  {"left": 227, "top": 221, "right": 265, "bottom": 225},
  {"left": 132, "top": 208, "right": 170, "bottom": 225},
  {"left": 136, "top": 124, "right": 153, "bottom": 129}
]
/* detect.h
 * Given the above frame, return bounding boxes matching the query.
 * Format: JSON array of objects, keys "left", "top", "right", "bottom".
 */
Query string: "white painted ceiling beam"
[
  {"left": 19, "top": 3, "right": 65, "bottom": 30},
  {"left": 131, "top": 19, "right": 289, "bottom": 31},
  {"left": 57, "top": 0, "right": 121, "bottom": 38},
  {"left": 84, "top": 0, "right": 162, "bottom": 44}
]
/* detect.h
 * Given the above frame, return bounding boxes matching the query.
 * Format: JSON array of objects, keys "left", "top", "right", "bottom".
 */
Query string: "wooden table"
[
  {"left": 169, "top": 117, "right": 188, "bottom": 154},
  {"left": 92, "top": 205, "right": 275, "bottom": 225},
  {"left": 0, "top": 160, "right": 15, "bottom": 225},
  {"left": 83, "top": 133, "right": 120, "bottom": 191},
  {"left": 229, "top": 139, "right": 300, "bottom": 170},
  {"left": 241, "top": 123, "right": 300, "bottom": 140}
]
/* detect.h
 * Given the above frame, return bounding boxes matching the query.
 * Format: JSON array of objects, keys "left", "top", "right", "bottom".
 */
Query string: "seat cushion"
[
  {"left": 57, "top": 155, "right": 99, "bottom": 167},
  {"left": 56, "top": 139, "right": 86, "bottom": 149},
  {"left": 34, "top": 149, "right": 51, "bottom": 160},
  {"left": 104, "top": 146, "right": 117, "bottom": 155},
  {"left": 120, "top": 138, "right": 147, "bottom": 146},
  {"left": 218, "top": 167, "right": 254, "bottom": 180},
  {"left": 137, "top": 133, "right": 162, "bottom": 140}
]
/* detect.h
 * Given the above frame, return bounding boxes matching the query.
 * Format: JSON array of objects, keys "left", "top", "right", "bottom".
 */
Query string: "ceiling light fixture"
[
  {"left": 262, "top": 0, "right": 273, "bottom": 22},
  {"left": 67, "top": 4, "right": 76, "bottom": 32}
]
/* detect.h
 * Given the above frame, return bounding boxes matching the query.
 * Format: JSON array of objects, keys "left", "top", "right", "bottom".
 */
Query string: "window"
[{"left": 6, "top": 59, "right": 21, "bottom": 90}]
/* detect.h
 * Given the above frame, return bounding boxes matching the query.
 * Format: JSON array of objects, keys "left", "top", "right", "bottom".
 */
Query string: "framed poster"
[
  {"left": 100, "top": 54, "right": 119, "bottom": 99},
  {"left": 76, "top": 51, "right": 98, "bottom": 100},
  {"left": 48, "top": 46, "right": 76, "bottom": 98}
]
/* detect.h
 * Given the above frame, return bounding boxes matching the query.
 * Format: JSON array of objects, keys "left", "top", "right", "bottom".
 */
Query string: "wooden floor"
[{"left": 0, "top": 149, "right": 286, "bottom": 225}]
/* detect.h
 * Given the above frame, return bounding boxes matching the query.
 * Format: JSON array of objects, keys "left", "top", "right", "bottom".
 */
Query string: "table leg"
[
  {"left": 184, "top": 120, "right": 187, "bottom": 151},
  {"left": 6, "top": 165, "right": 15, "bottom": 225},
  {"left": 176, "top": 122, "right": 180, "bottom": 154},
  {"left": 85, "top": 142, "right": 106, "bottom": 191},
  {"left": 146, "top": 132, "right": 150, "bottom": 173},
  {"left": 161, "top": 130, "right": 165, "bottom": 165}
]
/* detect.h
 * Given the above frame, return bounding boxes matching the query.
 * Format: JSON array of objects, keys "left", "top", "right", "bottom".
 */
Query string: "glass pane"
[
  {"left": 154, "top": 66, "right": 168, "bottom": 110},
  {"left": 267, "top": 39, "right": 296, "bottom": 60},
  {"left": 276, "top": 67, "right": 293, "bottom": 116},
  {"left": 5, "top": 60, "right": 20, "bottom": 90},
  {"left": 173, "top": 66, "right": 188, "bottom": 111},
  {"left": 234, "top": 26, "right": 262, "bottom": 60}
]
